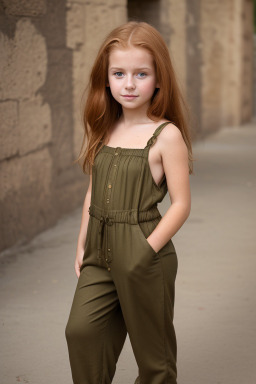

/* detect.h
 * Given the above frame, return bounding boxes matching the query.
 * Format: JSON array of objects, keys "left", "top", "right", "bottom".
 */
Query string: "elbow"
[
  {"left": 171, "top": 200, "right": 191, "bottom": 222},
  {"left": 179, "top": 201, "right": 191, "bottom": 222},
  {"left": 184, "top": 199, "right": 191, "bottom": 220},
  {"left": 185, "top": 204, "right": 191, "bottom": 221}
]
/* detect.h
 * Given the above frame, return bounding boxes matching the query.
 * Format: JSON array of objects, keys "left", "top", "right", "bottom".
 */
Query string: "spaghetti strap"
[{"left": 145, "top": 121, "right": 173, "bottom": 148}]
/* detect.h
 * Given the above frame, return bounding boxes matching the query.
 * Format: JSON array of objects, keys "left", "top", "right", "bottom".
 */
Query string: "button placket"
[
  {"left": 104, "top": 219, "right": 113, "bottom": 270},
  {"left": 100, "top": 148, "right": 121, "bottom": 271},
  {"left": 97, "top": 215, "right": 113, "bottom": 271},
  {"left": 105, "top": 224, "right": 112, "bottom": 262},
  {"left": 104, "top": 148, "right": 120, "bottom": 207}
]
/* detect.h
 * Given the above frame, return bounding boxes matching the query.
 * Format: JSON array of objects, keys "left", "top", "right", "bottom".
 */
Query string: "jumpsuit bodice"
[{"left": 90, "top": 121, "right": 171, "bottom": 212}]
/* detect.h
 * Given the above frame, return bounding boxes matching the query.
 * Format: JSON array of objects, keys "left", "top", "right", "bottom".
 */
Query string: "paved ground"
[{"left": 1, "top": 121, "right": 256, "bottom": 384}]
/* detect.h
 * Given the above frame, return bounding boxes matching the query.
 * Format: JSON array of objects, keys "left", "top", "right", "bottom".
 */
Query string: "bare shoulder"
[
  {"left": 157, "top": 123, "right": 190, "bottom": 178},
  {"left": 160, "top": 122, "right": 182, "bottom": 139},
  {"left": 158, "top": 122, "right": 187, "bottom": 151}
]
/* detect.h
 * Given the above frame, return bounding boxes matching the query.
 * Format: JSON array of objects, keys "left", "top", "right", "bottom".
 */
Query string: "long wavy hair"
[{"left": 74, "top": 21, "right": 193, "bottom": 174}]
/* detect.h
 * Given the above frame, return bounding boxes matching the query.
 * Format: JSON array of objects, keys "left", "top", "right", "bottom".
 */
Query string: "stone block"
[
  {"left": 46, "top": 48, "right": 73, "bottom": 107},
  {"left": 168, "top": 0, "right": 186, "bottom": 85},
  {"left": 0, "top": 101, "right": 18, "bottom": 161},
  {"left": 0, "top": 147, "right": 53, "bottom": 250},
  {"left": 18, "top": 95, "right": 52, "bottom": 156},
  {"left": 38, "top": 0, "right": 67, "bottom": 48},
  {"left": 0, "top": 18, "right": 47, "bottom": 100},
  {"left": 66, "top": 2, "right": 85, "bottom": 50},
  {"left": 50, "top": 105, "right": 73, "bottom": 172},
  {"left": 0, "top": 147, "right": 52, "bottom": 201},
  {"left": 2, "top": 0, "right": 46, "bottom": 17}
]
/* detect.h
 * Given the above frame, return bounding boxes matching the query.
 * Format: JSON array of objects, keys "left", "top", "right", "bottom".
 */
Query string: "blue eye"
[
  {"left": 137, "top": 72, "right": 147, "bottom": 78},
  {"left": 114, "top": 72, "right": 123, "bottom": 77}
]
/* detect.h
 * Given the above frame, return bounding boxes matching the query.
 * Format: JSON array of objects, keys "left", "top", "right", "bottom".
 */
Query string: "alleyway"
[{"left": 1, "top": 122, "right": 256, "bottom": 384}]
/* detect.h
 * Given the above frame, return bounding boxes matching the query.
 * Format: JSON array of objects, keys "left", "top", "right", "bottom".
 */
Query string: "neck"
[{"left": 120, "top": 104, "right": 153, "bottom": 128}]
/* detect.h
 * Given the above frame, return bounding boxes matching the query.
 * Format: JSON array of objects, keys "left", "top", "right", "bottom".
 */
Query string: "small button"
[
  {"left": 105, "top": 258, "right": 108, "bottom": 262},
  {"left": 106, "top": 201, "right": 109, "bottom": 204},
  {"left": 108, "top": 248, "right": 111, "bottom": 251},
  {"left": 115, "top": 152, "right": 118, "bottom": 156},
  {"left": 107, "top": 267, "right": 111, "bottom": 271},
  {"left": 113, "top": 164, "right": 117, "bottom": 167},
  {"left": 108, "top": 184, "right": 112, "bottom": 188}
]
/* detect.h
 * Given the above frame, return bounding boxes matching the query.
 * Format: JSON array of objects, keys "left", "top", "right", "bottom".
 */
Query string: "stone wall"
[
  {"left": 0, "top": 0, "right": 126, "bottom": 251},
  {"left": 200, "top": 0, "right": 254, "bottom": 135},
  {"left": 0, "top": 0, "right": 254, "bottom": 251}
]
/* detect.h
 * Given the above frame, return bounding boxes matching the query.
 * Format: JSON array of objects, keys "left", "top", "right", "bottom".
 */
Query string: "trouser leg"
[
  {"left": 65, "top": 265, "right": 127, "bottom": 384},
  {"left": 112, "top": 223, "right": 178, "bottom": 384}
]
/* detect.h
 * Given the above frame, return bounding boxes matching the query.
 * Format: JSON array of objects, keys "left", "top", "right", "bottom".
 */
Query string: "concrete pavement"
[{"left": 1, "top": 121, "right": 256, "bottom": 384}]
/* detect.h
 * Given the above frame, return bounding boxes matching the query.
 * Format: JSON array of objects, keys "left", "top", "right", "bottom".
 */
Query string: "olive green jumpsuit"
[{"left": 65, "top": 122, "right": 178, "bottom": 384}]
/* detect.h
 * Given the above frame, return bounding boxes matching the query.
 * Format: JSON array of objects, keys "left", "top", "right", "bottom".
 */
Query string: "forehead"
[{"left": 108, "top": 46, "right": 154, "bottom": 68}]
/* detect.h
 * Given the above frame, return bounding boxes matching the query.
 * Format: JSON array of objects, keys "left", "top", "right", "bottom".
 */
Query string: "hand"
[
  {"left": 75, "top": 249, "right": 84, "bottom": 278},
  {"left": 146, "top": 237, "right": 158, "bottom": 253}
]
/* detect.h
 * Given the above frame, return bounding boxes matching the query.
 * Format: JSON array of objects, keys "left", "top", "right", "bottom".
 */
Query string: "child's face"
[{"left": 107, "top": 46, "right": 159, "bottom": 113}]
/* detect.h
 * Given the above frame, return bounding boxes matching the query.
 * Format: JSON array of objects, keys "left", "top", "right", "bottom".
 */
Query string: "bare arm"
[
  {"left": 75, "top": 170, "right": 92, "bottom": 278},
  {"left": 147, "top": 124, "right": 191, "bottom": 253}
]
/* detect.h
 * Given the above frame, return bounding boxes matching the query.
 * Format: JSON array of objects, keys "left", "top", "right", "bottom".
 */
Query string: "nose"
[{"left": 125, "top": 74, "right": 135, "bottom": 90}]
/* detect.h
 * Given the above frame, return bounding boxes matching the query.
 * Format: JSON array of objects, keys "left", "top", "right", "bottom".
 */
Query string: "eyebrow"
[{"left": 109, "top": 67, "right": 151, "bottom": 71}]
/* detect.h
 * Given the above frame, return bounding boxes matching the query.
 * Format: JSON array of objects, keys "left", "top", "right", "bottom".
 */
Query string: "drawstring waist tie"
[{"left": 89, "top": 203, "right": 161, "bottom": 260}]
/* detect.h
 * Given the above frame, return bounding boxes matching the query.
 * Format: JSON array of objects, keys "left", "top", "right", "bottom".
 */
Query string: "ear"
[{"left": 106, "top": 82, "right": 110, "bottom": 87}]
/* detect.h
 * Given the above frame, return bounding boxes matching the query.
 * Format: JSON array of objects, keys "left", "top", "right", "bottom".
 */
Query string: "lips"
[{"left": 122, "top": 95, "right": 138, "bottom": 99}]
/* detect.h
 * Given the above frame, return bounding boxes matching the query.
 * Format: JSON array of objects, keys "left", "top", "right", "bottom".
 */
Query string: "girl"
[{"left": 65, "top": 21, "right": 193, "bottom": 384}]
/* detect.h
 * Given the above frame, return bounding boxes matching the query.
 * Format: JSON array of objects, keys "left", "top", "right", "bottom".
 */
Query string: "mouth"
[{"left": 121, "top": 95, "right": 138, "bottom": 99}]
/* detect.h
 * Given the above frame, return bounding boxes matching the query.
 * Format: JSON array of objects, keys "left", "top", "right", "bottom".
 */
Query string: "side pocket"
[{"left": 135, "top": 223, "right": 159, "bottom": 257}]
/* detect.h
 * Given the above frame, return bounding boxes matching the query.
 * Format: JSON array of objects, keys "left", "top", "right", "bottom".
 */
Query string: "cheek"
[
  {"left": 140, "top": 79, "right": 157, "bottom": 94},
  {"left": 109, "top": 78, "right": 120, "bottom": 93}
]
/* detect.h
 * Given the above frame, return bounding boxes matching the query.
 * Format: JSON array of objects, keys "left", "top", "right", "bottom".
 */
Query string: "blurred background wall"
[{"left": 0, "top": 0, "right": 254, "bottom": 252}]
